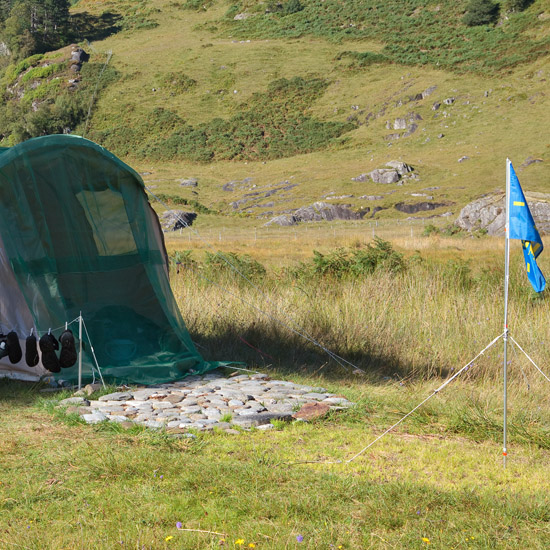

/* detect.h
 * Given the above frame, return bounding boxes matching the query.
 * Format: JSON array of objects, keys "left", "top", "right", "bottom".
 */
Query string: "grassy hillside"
[{"left": 1, "top": 0, "right": 550, "bottom": 222}]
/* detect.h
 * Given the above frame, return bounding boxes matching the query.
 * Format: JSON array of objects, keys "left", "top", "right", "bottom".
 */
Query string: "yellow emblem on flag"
[{"left": 513, "top": 201, "right": 525, "bottom": 206}]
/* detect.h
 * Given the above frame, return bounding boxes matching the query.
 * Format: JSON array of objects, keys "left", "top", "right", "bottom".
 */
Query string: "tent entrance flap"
[{"left": 0, "top": 134, "right": 214, "bottom": 384}]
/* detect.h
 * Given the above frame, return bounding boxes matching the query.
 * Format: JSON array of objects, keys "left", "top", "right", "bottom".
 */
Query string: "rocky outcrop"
[
  {"left": 264, "top": 202, "right": 367, "bottom": 226},
  {"left": 395, "top": 201, "right": 449, "bottom": 214},
  {"left": 69, "top": 46, "right": 89, "bottom": 72},
  {"left": 366, "top": 161, "right": 415, "bottom": 184},
  {"left": 385, "top": 113, "right": 422, "bottom": 140},
  {"left": 160, "top": 210, "right": 197, "bottom": 231},
  {"left": 370, "top": 169, "right": 400, "bottom": 184},
  {"left": 456, "top": 193, "right": 550, "bottom": 235},
  {"left": 386, "top": 161, "right": 413, "bottom": 175},
  {"left": 177, "top": 178, "right": 198, "bottom": 187}
]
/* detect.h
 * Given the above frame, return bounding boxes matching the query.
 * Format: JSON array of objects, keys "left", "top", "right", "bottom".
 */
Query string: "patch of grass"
[
  {"left": 220, "top": 412, "right": 233, "bottom": 422},
  {"left": 90, "top": 76, "right": 354, "bottom": 162},
  {"left": 1, "top": 375, "right": 550, "bottom": 549},
  {"left": 223, "top": 0, "right": 550, "bottom": 73}
]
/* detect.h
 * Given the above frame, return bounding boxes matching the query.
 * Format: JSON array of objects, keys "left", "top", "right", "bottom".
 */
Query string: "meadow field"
[{"left": 2, "top": 223, "right": 550, "bottom": 549}]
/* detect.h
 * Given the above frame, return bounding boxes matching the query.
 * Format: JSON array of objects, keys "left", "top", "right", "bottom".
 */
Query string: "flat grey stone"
[
  {"left": 303, "top": 392, "right": 329, "bottom": 400},
  {"left": 82, "top": 412, "right": 107, "bottom": 424},
  {"left": 180, "top": 406, "right": 202, "bottom": 414},
  {"left": 204, "top": 410, "right": 222, "bottom": 420},
  {"left": 238, "top": 408, "right": 267, "bottom": 416},
  {"left": 163, "top": 394, "right": 184, "bottom": 404},
  {"left": 60, "top": 397, "right": 90, "bottom": 406},
  {"left": 98, "top": 392, "right": 131, "bottom": 402},
  {"left": 257, "top": 423, "right": 274, "bottom": 431},
  {"left": 180, "top": 398, "right": 198, "bottom": 406},
  {"left": 155, "top": 410, "right": 180, "bottom": 418},
  {"left": 108, "top": 415, "right": 130, "bottom": 423},
  {"left": 97, "top": 405, "right": 125, "bottom": 413},
  {"left": 264, "top": 403, "right": 295, "bottom": 413},
  {"left": 323, "top": 397, "right": 353, "bottom": 406},
  {"left": 203, "top": 398, "right": 227, "bottom": 407},
  {"left": 143, "top": 420, "right": 164, "bottom": 429},
  {"left": 132, "top": 390, "right": 159, "bottom": 401},
  {"left": 152, "top": 401, "right": 175, "bottom": 410}
]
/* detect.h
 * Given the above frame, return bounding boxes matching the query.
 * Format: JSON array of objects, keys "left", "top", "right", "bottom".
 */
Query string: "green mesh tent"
[{"left": 0, "top": 134, "right": 215, "bottom": 385}]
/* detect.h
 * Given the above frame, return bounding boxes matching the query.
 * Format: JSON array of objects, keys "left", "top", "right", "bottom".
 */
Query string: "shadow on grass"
[
  {"left": 0, "top": 378, "right": 50, "bottom": 405},
  {"left": 191, "top": 322, "right": 418, "bottom": 385},
  {"left": 70, "top": 12, "right": 123, "bottom": 42}
]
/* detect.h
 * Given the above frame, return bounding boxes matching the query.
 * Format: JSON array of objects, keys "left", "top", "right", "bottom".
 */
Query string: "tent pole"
[
  {"left": 503, "top": 159, "right": 511, "bottom": 468},
  {"left": 78, "top": 312, "right": 83, "bottom": 391}
]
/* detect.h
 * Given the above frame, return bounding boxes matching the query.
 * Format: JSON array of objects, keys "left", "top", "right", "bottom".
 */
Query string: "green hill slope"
[{"left": 1, "top": 0, "right": 549, "bottom": 222}]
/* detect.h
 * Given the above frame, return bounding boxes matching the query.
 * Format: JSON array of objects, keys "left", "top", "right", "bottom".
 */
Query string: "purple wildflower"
[{"left": 296, "top": 535, "right": 304, "bottom": 543}]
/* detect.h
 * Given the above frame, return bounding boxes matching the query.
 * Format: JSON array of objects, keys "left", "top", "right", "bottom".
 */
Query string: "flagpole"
[{"left": 503, "top": 159, "right": 511, "bottom": 468}]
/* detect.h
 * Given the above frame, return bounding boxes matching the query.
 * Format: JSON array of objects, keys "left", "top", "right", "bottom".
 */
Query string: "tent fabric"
[{"left": 0, "top": 134, "right": 214, "bottom": 385}]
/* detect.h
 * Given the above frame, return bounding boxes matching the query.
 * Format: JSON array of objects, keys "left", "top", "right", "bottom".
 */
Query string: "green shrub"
[
  {"left": 170, "top": 250, "right": 197, "bottom": 272},
  {"left": 21, "top": 62, "right": 65, "bottom": 83},
  {"left": 3, "top": 54, "right": 44, "bottom": 84},
  {"left": 422, "top": 224, "right": 440, "bottom": 237},
  {"left": 160, "top": 72, "right": 197, "bottom": 94},
  {"left": 183, "top": 0, "right": 214, "bottom": 10},
  {"left": 283, "top": 0, "right": 303, "bottom": 15},
  {"left": 292, "top": 238, "right": 406, "bottom": 280},
  {"left": 462, "top": 0, "right": 500, "bottom": 26},
  {"left": 336, "top": 50, "right": 389, "bottom": 68},
  {"left": 204, "top": 251, "right": 267, "bottom": 282}
]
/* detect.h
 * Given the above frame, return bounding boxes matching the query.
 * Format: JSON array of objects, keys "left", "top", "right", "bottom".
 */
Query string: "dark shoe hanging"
[
  {"left": 25, "top": 334, "right": 39, "bottom": 367},
  {"left": 39, "top": 333, "right": 60, "bottom": 373},
  {"left": 47, "top": 331, "right": 59, "bottom": 351},
  {"left": 7, "top": 331, "right": 22, "bottom": 364},
  {"left": 59, "top": 329, "right": 77, "bottom": 368}
]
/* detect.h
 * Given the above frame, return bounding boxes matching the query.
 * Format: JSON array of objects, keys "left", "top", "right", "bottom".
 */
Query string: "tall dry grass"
[{"left": 170, "top": 233, "right": 550, "bottom": 384}]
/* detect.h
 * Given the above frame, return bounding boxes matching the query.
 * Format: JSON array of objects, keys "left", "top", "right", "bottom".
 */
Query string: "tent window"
[{"left": 76, "top": 189, "right": 136, "bottom": 256}]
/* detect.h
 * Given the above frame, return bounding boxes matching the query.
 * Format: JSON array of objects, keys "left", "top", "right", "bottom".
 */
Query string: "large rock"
[
  {"left": 264, "top": 202, "right": 367, "bottom": 226},
  {"left": 455, "top": 193, "right": 550, "bottom": 235},
  {"left": 370, "top": 169, "right": 400, "bottom": 184},
  {"left": 160, "top": 210, "right": 197, "bottom": 231},
  {"left": 264, "top": 214, "right": 297, "bottom": 226},
  {"left": 71, "top": 47, "right": 90, "bottom": 64},
  {"left": 393, "top": 118, "right": 407, "bottom": 130},
  {"left": 177, "top": 178, "right": 198, "bottom": 187},
  {"left": 395, "top": 201, "right": 449, "bottom": 214},
  {"left": 385, "top": 161, "right": 413, "bottom": 175}
]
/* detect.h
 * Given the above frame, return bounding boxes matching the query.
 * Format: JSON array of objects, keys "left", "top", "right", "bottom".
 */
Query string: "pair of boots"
[
  {"left": 0, "top": 331, "right": 23, "bottom": 364},
  {"left": 26, "top": 329, "right": 78, "bottom": 373}
]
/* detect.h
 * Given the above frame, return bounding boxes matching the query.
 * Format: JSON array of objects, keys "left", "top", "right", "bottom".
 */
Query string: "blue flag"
[{"left": 508, "top": 161, "right": 546, "bottom": 292}]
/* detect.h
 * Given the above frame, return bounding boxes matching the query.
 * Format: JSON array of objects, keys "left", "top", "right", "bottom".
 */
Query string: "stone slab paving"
[{"left": 59, "top": 369, "right": 354, "bottom": 435}]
